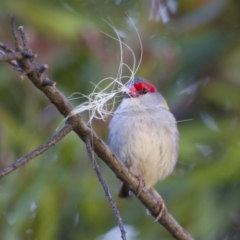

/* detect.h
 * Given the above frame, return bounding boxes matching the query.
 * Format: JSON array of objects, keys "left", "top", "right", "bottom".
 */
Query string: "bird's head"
[
  {"left": 124, "top": 77, "right": 157, "bottom": 99},
  {"left": 123, "top": 77, "right": 169, "bottom": 110}
]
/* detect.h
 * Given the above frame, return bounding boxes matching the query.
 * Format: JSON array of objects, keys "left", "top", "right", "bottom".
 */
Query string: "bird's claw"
[
  {"left": 153, "top": 201, "right": 166, "bottom": 223},
  {"left": 149, "top": 187, "right": 167, "bottom": 222},
  {"left": 135, "top": 173, "right": 145, "bottom": 196}
]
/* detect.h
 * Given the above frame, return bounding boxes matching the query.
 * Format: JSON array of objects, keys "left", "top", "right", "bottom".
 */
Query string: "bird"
[{"left": 108, "top": 77, "right": 179, "bottom": 220}]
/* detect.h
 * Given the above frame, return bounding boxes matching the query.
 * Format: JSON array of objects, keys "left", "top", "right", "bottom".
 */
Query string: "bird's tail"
[{"left": 118, "top": 183, "right": 132, "bottom": 198}]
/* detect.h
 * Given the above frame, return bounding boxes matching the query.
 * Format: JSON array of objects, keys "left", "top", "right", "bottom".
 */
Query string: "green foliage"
[{"left": 0, "top": 0, "right": 240, "bottom": 239}]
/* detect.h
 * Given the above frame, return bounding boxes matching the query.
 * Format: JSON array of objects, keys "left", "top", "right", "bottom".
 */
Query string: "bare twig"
[
  {"left": 38, "top": 64, "right": 48, "bottom": 73},
  {"left": 0, "top": 51, "right": 34, "bottom": 62},
  {"left": 18, "top": 26, "right": 36, "bottom": 66},
  {"left": 85, "top": 138, "right": 126, "bottom": 240},
  {"left": 18, "top": 26, "right": 32, "bottom": 54},
  {"left": 0, "top": 42, "right": 14, "bottom": 53},
  {"left": 0, "top": 21, "right": 194, "bottom": 240},
  {"left": 11, "top": 15, "right": 22, "bottom": 52},
  {"left": 0, "top": 123, "right": 73, "bottom": 178}
]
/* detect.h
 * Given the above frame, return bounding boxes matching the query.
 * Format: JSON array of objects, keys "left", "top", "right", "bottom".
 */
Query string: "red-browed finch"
[{"left": 108, "top": 77, "right": 179, "bottom": 219}]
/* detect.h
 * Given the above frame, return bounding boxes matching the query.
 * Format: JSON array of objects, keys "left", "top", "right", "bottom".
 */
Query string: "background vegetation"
[{"left": 0, "top": 0, "right": 239, "bottom": 239}]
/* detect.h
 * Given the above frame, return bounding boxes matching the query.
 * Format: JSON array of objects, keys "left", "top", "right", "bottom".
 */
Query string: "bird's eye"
[{"left": 142, "top": 88, "right": 148, "bottom": 94}]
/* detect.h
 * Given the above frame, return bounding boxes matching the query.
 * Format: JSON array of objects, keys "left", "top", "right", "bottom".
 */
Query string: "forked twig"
[{"left": 1, "top": 17, "right": 127, "bottom": 240}]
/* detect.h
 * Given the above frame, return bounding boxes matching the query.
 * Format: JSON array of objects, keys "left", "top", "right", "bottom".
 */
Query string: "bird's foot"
[
  {"left": 149, "top": 187, "right": 167, "bottom": 222},
  {"left": 134, "top": 173, "right": 145, "bottom": 196},
  {"left": 154, "top": 200, "right": 166, "bottom": 223}
]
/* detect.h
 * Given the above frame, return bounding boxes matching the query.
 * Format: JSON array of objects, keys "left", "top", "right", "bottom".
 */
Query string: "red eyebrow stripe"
[{"left": 133, "top": 82, "right": 156, "bottom": 93}]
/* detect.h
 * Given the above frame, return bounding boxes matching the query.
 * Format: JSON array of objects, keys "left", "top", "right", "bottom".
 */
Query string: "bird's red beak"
[{"left": 125, "top": 85, "right": 138, "bottom": 98}]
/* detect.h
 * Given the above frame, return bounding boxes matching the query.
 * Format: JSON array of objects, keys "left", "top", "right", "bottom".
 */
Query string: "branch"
[
  {"left": 0, "top": 21, "right": 194, "bottom": 240},
  {"left": 0, "top": 42, "right": 15, "bottom": 53},
  {"left": 0, "top": 51, "right": 34, "bottom": 62},
  {"left": 0, "top": 123, "right": 73, "bottom": 178},
  {"left": 85, "top": 138, "right": 126, "bottom": 240}
]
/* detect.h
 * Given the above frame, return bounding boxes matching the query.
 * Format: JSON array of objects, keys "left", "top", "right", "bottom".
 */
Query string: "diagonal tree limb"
[
  {"left": 85, "top": 138, "right": 126, "bottom": 240},
  {"left": 0, "top": 122, "right": 73, "bottom": 178},
  {"left": 0, "top": 21, "right": 194, "bottom": 240}
]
